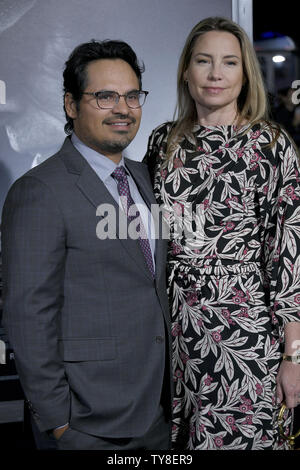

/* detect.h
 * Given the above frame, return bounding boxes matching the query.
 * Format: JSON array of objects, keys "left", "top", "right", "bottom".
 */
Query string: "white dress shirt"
[{"left": 71, "top": 133, "right": 155, "bottom": 266}]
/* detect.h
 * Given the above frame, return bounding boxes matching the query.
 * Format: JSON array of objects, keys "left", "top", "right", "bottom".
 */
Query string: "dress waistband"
[{"left": 167, "top": 258, "right": 262, "bottom": 277}]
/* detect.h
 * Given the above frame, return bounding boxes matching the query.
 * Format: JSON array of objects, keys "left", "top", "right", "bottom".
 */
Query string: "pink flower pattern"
[{"left": 144, "top": 122, "right": 300, "bottom": 450}]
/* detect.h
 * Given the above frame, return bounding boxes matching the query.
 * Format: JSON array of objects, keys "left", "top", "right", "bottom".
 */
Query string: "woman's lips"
[{"left": 203, "top": 87, "right": 225, "bottom": 94}]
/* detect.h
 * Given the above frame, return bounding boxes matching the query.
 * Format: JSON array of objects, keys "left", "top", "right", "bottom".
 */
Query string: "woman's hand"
[{"left": 276, "top": 360, "right": 300, "bottom": 408}]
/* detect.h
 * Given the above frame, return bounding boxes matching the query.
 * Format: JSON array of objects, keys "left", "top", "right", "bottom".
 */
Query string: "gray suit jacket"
[{"left": 1, "top": 137, "right": 172, "bottom": 438}]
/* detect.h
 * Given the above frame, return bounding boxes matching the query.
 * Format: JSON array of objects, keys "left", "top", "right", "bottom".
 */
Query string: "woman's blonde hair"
[{"left": 166, "top": 16, "right": 276, "bottom": 159}]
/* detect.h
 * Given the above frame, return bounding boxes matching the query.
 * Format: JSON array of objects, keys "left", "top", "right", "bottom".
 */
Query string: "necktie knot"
[{"left": 111, "top": 165, "right": 127, "bottom": 182}]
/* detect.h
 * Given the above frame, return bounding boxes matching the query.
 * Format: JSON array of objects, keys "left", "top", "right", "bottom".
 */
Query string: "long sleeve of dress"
[{"left": 259, "top": 131, "right": 300, "bottom": 342}]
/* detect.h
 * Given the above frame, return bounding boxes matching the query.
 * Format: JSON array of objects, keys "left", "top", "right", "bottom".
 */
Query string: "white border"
[{"left": 232, "top": 0, "right": 253, "bottom": 42}]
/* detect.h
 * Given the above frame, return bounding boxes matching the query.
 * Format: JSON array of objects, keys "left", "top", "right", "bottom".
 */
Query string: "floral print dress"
[{"left": 144, "top": 121, "right": 300, "bottom": 450}]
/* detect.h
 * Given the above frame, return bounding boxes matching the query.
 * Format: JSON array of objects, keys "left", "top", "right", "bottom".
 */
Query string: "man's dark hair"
[{"left": 63, "top": 39, "right": 145, "bottom": 134}]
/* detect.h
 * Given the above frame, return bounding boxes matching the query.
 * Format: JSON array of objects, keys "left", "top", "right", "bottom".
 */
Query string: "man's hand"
[{"left": 52, "top": 424, "right": 70, "bottom": 440}]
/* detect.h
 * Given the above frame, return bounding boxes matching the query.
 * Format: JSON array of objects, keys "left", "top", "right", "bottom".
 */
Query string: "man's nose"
[{"left": 112, "top": 95, "right": 130, "bottom": 113}]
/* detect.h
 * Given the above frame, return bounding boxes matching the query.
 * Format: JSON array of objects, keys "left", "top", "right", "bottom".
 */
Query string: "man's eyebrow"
[{"left": 95, "top": 88, "right": 140, "bottom": 93}]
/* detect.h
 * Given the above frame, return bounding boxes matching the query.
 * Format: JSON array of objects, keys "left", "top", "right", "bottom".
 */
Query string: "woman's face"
[{"left": 184, "top": 30, "right": 244, "bottom": 120}]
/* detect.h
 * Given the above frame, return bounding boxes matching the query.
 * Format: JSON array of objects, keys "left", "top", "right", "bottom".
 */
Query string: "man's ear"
[{"left": 64, "top": 92, "right": 78, "bottom": 119}]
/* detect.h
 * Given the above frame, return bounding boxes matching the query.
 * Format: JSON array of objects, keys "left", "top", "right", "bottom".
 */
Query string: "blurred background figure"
[
  {"left": 272, "top": 87, "right": 300, "bottom": 146},
  {"left": 253, "top": 0, "right": 300, "bottom": 148}
]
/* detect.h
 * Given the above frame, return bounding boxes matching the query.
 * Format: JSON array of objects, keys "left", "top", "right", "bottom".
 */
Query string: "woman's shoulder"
[
  {"left": 148, "top": 121, "right": 175, "bottom": 144},
  {"left": 240, "top": 121, "right": 296, "bottom": 156},
  {"left": 251, "top": 121, "right": 300, "bottom": 170},
  {"left": 143, "top": 121, "right": 174, "bottom": 166},
  {"left": 251, "top": 120, "right": 293, "bottom": 145}
]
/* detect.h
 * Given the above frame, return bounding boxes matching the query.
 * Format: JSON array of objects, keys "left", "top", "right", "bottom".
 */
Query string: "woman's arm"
[
  {"left": 259, "top": 128, "right": 300, "bottom": 408},
  {"left": 276, "top": 321, "right": 300, "bottom": 408}
]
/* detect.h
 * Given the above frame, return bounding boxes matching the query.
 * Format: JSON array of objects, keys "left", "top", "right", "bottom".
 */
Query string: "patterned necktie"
[{"left": 112, "top": 166, "right": 155, "bottom": 279}]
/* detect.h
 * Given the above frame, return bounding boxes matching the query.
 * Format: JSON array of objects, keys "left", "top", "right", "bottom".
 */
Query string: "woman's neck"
[{"left": 196, "top": 105, "right": 239, "bottom": 127}]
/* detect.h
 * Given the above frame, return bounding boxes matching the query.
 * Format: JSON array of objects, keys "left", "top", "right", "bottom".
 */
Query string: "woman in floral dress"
[{"left": 144, "top": 17, "right": 300, "bottom": 450}]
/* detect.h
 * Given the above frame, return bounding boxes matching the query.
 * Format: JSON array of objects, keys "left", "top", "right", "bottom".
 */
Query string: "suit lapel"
[
  {"left": 59, "top": 138, "right": 154, "bottom": 280},
  {"left": 124, "top": 158, "right": 156, "bottom": 210},
  {"left": 125, "top": 158, "right": 167, "bottom": 284}
]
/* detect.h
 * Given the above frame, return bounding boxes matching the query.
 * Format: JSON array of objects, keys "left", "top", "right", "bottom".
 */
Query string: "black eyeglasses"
[{"left": 82, "top": 90, "right": 149, "bottom": 109}]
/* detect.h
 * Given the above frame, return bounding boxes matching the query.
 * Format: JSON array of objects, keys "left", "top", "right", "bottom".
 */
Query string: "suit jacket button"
[{"left": 156, "top": 336, "right": 164, "bottom": 343}]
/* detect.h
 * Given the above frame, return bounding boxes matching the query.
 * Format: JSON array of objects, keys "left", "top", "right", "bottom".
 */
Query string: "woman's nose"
[{"left": 208, "top": 63, "right": 223, "bottom": 81}]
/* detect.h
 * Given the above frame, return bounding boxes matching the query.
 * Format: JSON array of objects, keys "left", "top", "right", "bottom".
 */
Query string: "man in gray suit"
[{"left": 1, "top": 40, "right": 172, "bottom": 450}]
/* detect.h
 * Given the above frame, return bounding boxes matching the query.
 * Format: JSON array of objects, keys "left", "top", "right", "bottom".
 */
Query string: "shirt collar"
[{"left": 71, "top": 132, "right": 126, "bottom": 182}]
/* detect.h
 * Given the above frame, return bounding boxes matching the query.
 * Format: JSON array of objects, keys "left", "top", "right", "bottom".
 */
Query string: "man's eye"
[
  {"left": 127, "top": 93, "right": 139, "bottom": 101},
  {"left": 99, "top": 92, "right": 115, "bottom": 101}
]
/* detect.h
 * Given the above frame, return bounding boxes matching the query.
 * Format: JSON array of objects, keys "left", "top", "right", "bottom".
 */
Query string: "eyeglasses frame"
[{"left": 82, "top": 90, "right": 149, "bottom": 109}]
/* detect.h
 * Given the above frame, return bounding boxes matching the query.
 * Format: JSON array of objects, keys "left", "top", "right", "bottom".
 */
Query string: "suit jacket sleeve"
[{"left": 1, "top": 175, "right": 70, "bottom": 432}]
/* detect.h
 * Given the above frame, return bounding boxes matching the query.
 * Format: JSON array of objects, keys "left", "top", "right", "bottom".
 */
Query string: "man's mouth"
[
  {"left": 108, "top": 122, "right": 131, "bottom": 127},
  {"left": 104, "top": 117, "right": 135, "bottom": 129}
]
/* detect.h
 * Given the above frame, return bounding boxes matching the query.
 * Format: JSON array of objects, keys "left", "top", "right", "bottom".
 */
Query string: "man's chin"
[
  {"left": 84, "top": 138, "right": 132, "bottom": 156},
  {"left": 97, "top": 139, "right": 132, "bottom": 155}
]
